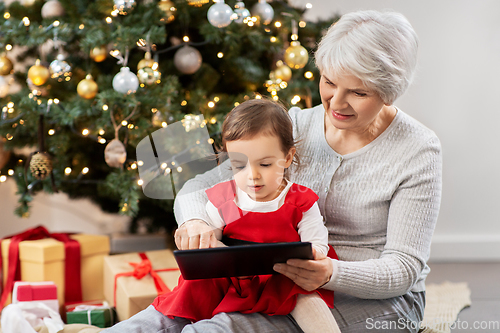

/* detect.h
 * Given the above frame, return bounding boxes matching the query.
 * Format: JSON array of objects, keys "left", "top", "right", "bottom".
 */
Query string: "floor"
[{"left": 425, "top": 261, "right": 500, "bottom": 332}]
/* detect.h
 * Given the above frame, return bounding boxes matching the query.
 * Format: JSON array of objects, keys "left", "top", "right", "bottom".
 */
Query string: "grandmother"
[{"left": 105, "top": 9, "right": 442, "bottom": 333}]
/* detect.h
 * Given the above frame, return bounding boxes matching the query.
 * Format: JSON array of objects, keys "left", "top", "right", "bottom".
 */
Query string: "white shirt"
[{"left": 205, "top": 180, "right": 330, "bottom": 256}]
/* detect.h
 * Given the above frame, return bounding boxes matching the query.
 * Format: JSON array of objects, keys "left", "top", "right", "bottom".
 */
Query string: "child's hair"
[{"left": 221, "top": 98, "right": 299, "bottom": 167}]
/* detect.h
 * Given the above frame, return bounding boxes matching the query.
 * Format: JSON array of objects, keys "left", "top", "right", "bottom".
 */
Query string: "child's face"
[{"left": 226, "top": 134, "right": 295, "bottom": 202}]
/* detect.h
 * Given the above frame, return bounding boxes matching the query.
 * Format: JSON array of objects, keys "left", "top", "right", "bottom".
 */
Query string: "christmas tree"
[{"left": 0, "top": 0, "right": 337, "bottom": 233}]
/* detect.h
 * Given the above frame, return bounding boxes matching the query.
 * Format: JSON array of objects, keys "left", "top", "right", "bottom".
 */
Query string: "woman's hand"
[
  {"left": 273, "top": 248, "right": 333, "bottom": 291},
  {"left": 174, "top": 219, "right": 219, "bottom": 250}
]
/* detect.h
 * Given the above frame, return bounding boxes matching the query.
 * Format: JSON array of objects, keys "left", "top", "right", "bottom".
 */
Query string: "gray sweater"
[{"left": 174, "top": 104, "right": 442, "bottom": 300}]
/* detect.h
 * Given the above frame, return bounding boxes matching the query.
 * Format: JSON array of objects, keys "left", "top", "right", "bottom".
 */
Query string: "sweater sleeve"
[
  {"left": 323, "top": 136, "right": 442, "bottom": 299},
  {"left": 174, "top": 159, "right": 233, "bottom": 226},
  {"left": 205, "top": 201, "right": 225, "bottom": 229}
]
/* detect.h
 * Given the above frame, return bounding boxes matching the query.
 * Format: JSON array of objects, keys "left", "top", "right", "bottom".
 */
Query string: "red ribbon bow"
[
  {"left": 113, "top": 252, "right": 179, "bottom": 307},
  {"left": 0, "top": 225, "right": 82, "bottom": 309}
]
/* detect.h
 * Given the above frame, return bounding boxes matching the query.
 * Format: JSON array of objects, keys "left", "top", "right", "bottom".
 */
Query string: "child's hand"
[
  {"left": 174, "top": 219, "right": 219, "bottom": 250},
  {"left": 313, "top": 247, "right": 327, "bottom": 259}
]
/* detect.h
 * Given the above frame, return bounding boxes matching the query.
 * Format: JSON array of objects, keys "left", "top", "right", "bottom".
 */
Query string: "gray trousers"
[{"left": 103, "top": 291, "right": 425, "bottom": 333}]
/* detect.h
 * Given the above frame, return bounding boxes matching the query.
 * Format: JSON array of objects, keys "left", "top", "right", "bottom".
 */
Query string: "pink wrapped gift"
[{"left": 12, "top": 281, "right": 59, "bottom": 313}]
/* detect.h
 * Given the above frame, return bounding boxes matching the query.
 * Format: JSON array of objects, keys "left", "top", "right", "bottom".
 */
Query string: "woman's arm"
[
  {"left": 276, "top": 136, "right": 442, "bottom": 298},
  {"left": 173, "top": 160, "right": 233, "bottom": 249},
  {"left": 173, "top": 160, "right": 232, "bottom": 225}
]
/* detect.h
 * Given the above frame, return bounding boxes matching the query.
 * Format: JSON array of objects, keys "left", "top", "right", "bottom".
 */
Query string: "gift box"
[
  {"left": 1, "top": 229, "right": 110, "bottom": 307},
  {"left": 12, "top": 281, "right": 59, "bottom": 313},
  {"left": 65, "top": 300, "right": 115, "bottom": 328},
  {"left": 103, "top": 249, "right": 180, "bottom": 321}
]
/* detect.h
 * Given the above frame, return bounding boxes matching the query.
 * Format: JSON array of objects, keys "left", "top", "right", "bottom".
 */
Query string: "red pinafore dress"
[{"left": 152, "top": 180, "right": 337, "bottom": 322}]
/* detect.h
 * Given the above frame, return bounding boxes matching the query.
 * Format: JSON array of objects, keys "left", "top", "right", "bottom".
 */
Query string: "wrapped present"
[
  {"left": 103, "top": 250, "right": 180, "bottom": 321},
  {"left": 65, "top": 300, "right": 115, "bottom": 328},
  {"left": 12, "top": 281, "right": 59, "bottom": 313},
  {"left": 1, "top": 226, "right": 110, "bottom": 309}
]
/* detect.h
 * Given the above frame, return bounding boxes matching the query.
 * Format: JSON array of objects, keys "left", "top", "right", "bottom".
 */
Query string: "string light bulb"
[{"left": 291, "top": 95, "right": 301, "bottom": 105}]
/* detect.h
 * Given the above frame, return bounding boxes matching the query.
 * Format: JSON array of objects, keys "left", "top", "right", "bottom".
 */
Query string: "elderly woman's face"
[{"left": 320, "top": 72, "right": 386, "bottom": 133}]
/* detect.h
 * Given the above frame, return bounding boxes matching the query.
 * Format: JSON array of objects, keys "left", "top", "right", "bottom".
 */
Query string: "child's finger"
[{"left": 199, "top": 231, "right": 212, "bottom": 249}]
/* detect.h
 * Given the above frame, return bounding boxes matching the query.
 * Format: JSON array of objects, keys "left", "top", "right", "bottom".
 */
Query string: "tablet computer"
[{"left": 174, "top": 242, "right": 313, "bottom": 280}]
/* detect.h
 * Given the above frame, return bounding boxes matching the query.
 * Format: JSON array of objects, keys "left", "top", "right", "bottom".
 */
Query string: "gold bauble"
[
  {"left": 30, "top": 152, "right": 52, "bottom": 180},
  {"left": 77, "top": 74, "right": 98, "bottom": 99},
  {"left": 187, "top": 0, "right": 209, "bottom": 7},
  {"left": 0, "top": 55, "right": 14, "bottom": 76},
  {"left": 137, "top": 67, "right": 161, "bottom": 85},
  {"left": 137, "top": 52, "right": 155, "bottom": 70},
  {"left": 274, "top": 63, "right": 292, "bottom": 82},
  {"left": 27, "top": 60, "right": 50, "bottom": 86},
  {"left": 158, "top": 0, "right": 175, "bottom": 23},
  {"left": 90, "top": 46, "right": 107, "bottom": 62},
  {"left": 284, "top": 41, "right": 309, "bottom": 70}
]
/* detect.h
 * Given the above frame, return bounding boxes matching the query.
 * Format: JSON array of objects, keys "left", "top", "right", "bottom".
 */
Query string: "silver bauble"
[
  {"left": 105, "top": 139, "right": 127, "bottom": 168},
  {"left": 234, "top": 2, "right": 250, "bottom": 24},
  {"left": 49, "top": 54, "right": 71, "bottom": 80},
  {"left": 251, "top": 0, "right": 274, "bottom": 25},
  {"left": 112, "top": 67, "right": 139, "bottom": 94},
  {"left": 207, "top": 0, "right": 233, "bottom": 28},
  {"left": 41, "top": 0, "right": 65, "bottom": 18},
  {"left": 113, "top": 0, "right": 135, "bottom": 14},
  {"left": 174, "top": 45, "right": 202, "bottom": 75}
]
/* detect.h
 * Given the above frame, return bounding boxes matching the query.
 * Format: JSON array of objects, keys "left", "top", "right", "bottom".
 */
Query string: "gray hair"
[{"left": 315, "top": 10, "right": 418, "bottom": 105}]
